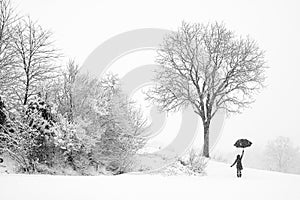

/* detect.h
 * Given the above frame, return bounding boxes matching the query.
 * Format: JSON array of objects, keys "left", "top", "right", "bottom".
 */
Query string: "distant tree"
[
  {"left": 11, "top": 17, "right": 59, "bottom": 105},
  {"left": 147, "top": 22, "right": 266, "bottom": 157},
  {"left": 264, "top": 136, "right": 300, "bottom": 173}
]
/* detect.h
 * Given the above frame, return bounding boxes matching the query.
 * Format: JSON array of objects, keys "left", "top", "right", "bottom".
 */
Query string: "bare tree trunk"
[
  {"left": 203, "top": 123, "right": 210, "bottom": 158},
  {"left": 68, "top": 97, "right": 74, "bottom": 122},
  {"left": 23, "top": 82, "right": 29, "bottom": 105}
]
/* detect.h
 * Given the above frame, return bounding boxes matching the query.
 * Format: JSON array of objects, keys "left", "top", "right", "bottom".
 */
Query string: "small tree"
[
  {"left": 51, "top": 60, "right": 79, "bottom": 122},
  {"left": 264, "top": 136, "right": 299, "bottom": 173},
  {"left": 147, "top": 22, "right": 266, "bottom": 157}
]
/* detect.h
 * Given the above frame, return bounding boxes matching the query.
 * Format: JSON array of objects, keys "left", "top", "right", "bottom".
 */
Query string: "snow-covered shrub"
[
  {"left": 1, "top": 72, "right": 148, "bottom": 175},
  {"left": 0, "top": 113, "right": 35, "bottom": 172},
  {"left": 179, "top": 149, "right": 208, "bottom": 175},
  {"left": 142, "top": 149, "right": 207, "bottom": 176},
  {"left": 0, "top": 94, "right": 58, "bottom": 172},
  {"left": 211, "top": 152, "right": 229, "bottom": 163},
  {"left": 152, "top": 160, "right": 198, "bottom": 176},
  {"left": 52, "top": 116, "right": 91, "bottom": 173},
  {"left": 71, "top": 74, "right": 147, "bottom": 174},
  {"left": 22, "top": 94, "right": 57, "bottom": 166}
]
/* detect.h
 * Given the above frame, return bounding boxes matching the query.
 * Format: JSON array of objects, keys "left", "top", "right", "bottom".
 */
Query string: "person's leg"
[{"left": 237, "top": 170, "right": 241, "bottom": 177}]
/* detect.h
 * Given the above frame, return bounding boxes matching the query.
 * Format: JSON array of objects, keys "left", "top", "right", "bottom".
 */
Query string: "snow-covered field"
[{"left": 1, "top": 161, "right": 299, "bottom": 200}]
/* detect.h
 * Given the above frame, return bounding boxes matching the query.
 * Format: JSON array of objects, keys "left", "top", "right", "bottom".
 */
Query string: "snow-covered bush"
[
  {"left": 0, "top": 109, "right": 36, "bottom": 172},
  {"left": 45, "top": 71, "right": 148, "bottom": 174},
  {"left": 179, "top": 149, "right": 208, "bottom": 175},
  {"left": 143, "top": 149, "right": 207, "bottom": 176},
  {"left": 72, "top": 74, "right": 147, "bottom": 174},
  {"left": 2, "top": 94, "right": 60, "bottom": 172},
  {"left": 1, "top": 70, "right": 148, "bottom": 175},
  {"left": 52, "top": 116, "right": 91, "bottom": 173},
  {"left": 22, "top": 94, "right": 57, "bottom": 167},
  {"left": 211, "top": 152, "right": 229, "bottom": 163}
]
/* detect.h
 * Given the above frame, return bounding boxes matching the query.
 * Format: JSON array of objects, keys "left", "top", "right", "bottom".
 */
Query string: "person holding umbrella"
[
  {"left": 231, "top": 139, "right": 252, "bottom": 178},
  {"left": 231, "top": 149, "right": 244, "bottom": 178}
]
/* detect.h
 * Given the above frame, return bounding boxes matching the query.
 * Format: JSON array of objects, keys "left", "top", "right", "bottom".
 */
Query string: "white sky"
[{"left": 13, "top": 0, "right": 300, "bottom": 154}]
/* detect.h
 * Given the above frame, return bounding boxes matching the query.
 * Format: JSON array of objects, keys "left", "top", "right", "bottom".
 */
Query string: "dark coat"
[{"left": 231, "top": 150, "right": 244, "bottom": 170}]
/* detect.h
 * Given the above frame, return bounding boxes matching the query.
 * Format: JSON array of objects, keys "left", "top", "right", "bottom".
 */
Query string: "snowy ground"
[{"left": 1, "top": 161, "right": 299, "bottom": 200}]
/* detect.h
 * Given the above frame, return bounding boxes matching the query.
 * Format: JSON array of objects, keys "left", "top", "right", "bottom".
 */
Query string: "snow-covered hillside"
[{"left": 1, "top": 161, "right": 299, "bottom": 200}]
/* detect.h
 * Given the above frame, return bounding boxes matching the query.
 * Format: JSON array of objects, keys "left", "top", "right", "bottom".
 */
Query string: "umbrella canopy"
[{"left": 234, "top": 139, "right": 252, "bottom": 148}]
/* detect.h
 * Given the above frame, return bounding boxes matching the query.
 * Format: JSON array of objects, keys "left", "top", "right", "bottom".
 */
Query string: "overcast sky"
[{"left": 13, "top": 0, "right": 300, "bottom": 154}]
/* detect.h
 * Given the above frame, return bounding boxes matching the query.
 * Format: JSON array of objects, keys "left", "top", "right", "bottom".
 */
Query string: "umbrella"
[{"left": 234, "top": 139, "right": 252, "bottom": 148}]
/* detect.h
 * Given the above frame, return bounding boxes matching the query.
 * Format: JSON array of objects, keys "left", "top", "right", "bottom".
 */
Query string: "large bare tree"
[
  {"left": 12, "top": 17, "right": 59, "bottom": 105},
  {"left": 147, "top": 22, "right": 266, "bottom": 157}
]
